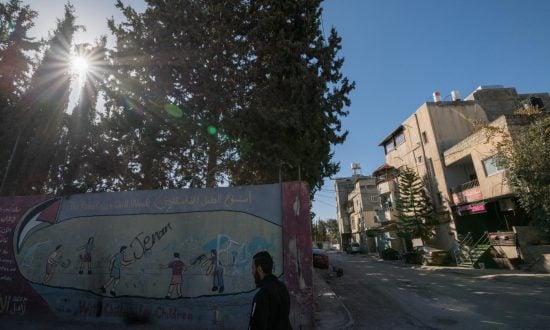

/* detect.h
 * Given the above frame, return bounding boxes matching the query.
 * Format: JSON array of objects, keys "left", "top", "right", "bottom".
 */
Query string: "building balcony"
[
  {"left": 450, "top": 179, "right": 483, "bottom": 205},
  {"left": 377, "top": 180, "right": 397, "bottom": 195}
]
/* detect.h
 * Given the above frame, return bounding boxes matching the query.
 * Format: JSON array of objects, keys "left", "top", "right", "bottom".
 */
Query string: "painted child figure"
[{"left": 161, "top": 252, "right": 187, "bottom": 298}]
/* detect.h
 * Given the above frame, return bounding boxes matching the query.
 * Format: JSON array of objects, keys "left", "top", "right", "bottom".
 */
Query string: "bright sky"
[{"left": 23, "top": 0, "right": 550, "bottom": 221}]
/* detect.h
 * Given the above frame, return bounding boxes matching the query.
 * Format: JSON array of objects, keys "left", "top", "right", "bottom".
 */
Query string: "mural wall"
[{"left": 0, "top": 182, "right": 313, "bottom": 328}]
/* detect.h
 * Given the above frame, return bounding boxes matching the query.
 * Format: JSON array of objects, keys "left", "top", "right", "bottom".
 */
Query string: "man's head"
[
  {"left": 174, "top": 252, "right": 180, "bottom": 259},
  {"left": 251, "top": 251, "right": 273, "bottom": 286}
]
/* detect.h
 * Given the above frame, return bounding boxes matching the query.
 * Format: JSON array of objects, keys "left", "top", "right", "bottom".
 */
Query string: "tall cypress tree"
[
  {"left": 3, "top": 4, "right": 78, "bottom": 194},
  {"left": 395, "top": 167, "right": 436, "bottom": 245},
  {"left": 229, "top": 0, "right": 354, "bottom": 193},
  {"left": 60, "top": 39, "right": 109, "bottom": 194},
  {"left": 104, "top": 0, "right": 247, "bottom": 189},
  {"left": 101, "top": 0, "right": 353, "bottom": 192},
  {"left": 0, "top": 0, "right": 39, "bottom": 193}
]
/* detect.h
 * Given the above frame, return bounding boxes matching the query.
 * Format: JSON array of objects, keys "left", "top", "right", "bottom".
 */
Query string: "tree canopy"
[{"left": 0, "top": 0, "right": 353, "bottom": 198}]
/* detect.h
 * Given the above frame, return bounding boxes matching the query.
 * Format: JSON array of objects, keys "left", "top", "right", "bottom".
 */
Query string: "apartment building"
[
  {"left": 347, "top": 175, "right": 381, "bottom": 252},
  {"left": 444, "top": 113, "right": 547, "bottom": 241},
  {"left": 374, "top": 86, "right": 550, "bottom": 250},
  {"left": 334, "top": 164, "right": 382, "bottom": 251},
  {"left": 334, "top": 176, "right": 354, "bottom": 249}
]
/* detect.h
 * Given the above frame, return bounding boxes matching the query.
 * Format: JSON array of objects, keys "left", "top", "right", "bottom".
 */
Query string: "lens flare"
[
  {"left": 164, "top": 104, "right": 183, "bottom": 118},
  {"left": 207, "top": 125, "right": 218, "bottom": 136}
]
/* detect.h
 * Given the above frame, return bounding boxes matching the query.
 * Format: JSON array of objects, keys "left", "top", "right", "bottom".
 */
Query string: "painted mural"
[{"left": 0, "top": 183, "right": 313, "bottom": 328}]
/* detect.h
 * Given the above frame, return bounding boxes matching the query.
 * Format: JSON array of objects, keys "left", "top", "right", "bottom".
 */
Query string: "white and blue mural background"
[{"left": 0, "top": 183, "right": 312, "bottom": 328}]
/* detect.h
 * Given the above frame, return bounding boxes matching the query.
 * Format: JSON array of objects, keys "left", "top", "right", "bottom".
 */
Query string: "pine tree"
[{"left": 395, "top": 167, "right": 436, "bottom": 245}]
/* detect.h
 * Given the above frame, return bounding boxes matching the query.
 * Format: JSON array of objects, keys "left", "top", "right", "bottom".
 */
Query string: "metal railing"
[
  {"left": 450, "top": 179, "right": 479, "bottom": 194},
  {"left": 454, "top": 232, "right": 490, "bottom": 266}
]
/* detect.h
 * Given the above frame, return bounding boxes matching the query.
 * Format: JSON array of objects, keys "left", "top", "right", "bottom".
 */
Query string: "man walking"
[{"left": 249, "top": 251, "right": 291, "bottom": 330}]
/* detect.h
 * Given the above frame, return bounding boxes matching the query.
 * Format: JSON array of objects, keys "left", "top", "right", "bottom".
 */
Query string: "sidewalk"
[
  {"left": 313, "top": 267, "right": 353, "bottom": 329},
  {"left": 421, "top": 264, "right": 550, "bottom": 286},
  {"left": 372, "top": 253, "right": 550, "bottom": 287}
]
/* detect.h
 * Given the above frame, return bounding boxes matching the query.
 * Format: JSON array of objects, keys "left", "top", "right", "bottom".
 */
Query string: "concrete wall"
[
  {"left": 0, "top": 182, "right": 313, "bottom": 328},
  {"left": 514, "top": 226, "right": 550, "bottom": 273}
]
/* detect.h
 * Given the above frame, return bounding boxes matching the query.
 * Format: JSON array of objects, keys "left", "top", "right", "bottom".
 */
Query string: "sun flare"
[{"left": 71, "top": 56, "right": 89, "bottom": 75}]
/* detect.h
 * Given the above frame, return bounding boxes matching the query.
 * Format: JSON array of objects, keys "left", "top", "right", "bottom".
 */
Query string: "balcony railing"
[{"left": 451, "top": 179, "right": 482, "bottom": 205}]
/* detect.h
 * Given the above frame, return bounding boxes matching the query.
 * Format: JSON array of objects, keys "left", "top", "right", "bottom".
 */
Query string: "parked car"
[
  {"left": 312, "top": 248, "right": 329, "bottom": 269},
  {"left": 404, "top": 246, "right": 451, "bottom": 266},
  {"left": 346, "top": 242, "right": 360, "bottom": 254}
]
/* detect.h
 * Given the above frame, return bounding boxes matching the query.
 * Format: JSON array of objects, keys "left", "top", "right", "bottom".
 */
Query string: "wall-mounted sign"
[{"left": 456, "top": 202, "right": 487, "bottom": 216}]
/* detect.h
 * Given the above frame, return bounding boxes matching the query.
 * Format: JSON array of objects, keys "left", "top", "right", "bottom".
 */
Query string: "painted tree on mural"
[{"left": 395, "top": 167, "right": 437, "bottom": 245}]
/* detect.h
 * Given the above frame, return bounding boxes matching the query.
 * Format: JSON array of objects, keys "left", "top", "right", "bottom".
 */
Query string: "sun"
[{"left": 71, "top": 56, "right": 89, "bottom": 75}]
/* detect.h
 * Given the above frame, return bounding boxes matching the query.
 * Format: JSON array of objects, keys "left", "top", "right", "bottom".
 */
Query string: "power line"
[
  {"left": 314, "top": 199, "right": 336, "bottom": 208},
  {"left": 315, "top": 193, "right": 335, "bottom": 199}
]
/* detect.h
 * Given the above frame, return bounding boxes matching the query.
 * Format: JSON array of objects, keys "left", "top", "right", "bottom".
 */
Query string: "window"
[
  {"left": 385, "top": 140, "right": 395, "bottom": 153},
  {"left": 416, "top": 155, "right": 423, "bottom": 164},
  {"left": 482, "top": 156, "right": 505, "bottom": 176},
  {"left": 395, "top": 132, "right": 405, "bottom": 146},
  {"left": 370, "top": 195, "right": 380, "bottom": 203},
  {"left": 422, "top": 131, "right": 428, "bottom": 143}
]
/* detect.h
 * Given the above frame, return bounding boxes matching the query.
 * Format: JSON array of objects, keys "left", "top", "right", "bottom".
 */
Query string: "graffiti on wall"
[{"left": 0, "top": 183, "right": 314, "bottom": 328}]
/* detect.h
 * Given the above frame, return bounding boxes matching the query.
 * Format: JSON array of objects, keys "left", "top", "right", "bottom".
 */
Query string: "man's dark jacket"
[{"left": 249, "top": 274, "right": 292, "bottom": 330}]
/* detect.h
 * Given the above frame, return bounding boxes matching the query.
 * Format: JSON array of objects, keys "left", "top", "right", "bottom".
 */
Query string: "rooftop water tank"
[{"left": 451, "top": 90, "right": 461, "bottom": 101}]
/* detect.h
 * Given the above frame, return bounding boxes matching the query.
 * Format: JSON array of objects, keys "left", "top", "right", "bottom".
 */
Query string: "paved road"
[{"left": 320, "top": 252, "right": 550, "bottom": 329}]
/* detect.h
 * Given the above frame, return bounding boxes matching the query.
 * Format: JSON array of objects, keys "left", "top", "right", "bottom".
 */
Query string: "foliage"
[
  {"left": 1, "top": 1, "right": 353, "bottom": 199},
  {"left": 101, "top": 0, "right": 353, "bottom": 192},
  {"left": 325, "top": 219, "right": 340, "bottom": 243},
  {"left": 312, "top": 219, "right": 328, "bottom": 242},
  {"left": 228, "top": 0, "right": 355, "bottom": 193},
  {"left": 395, "top": 167, "right": 437, "bottom": 245},
  {"left": 60, "top": 40, "right": 110, "bottom": 194},
  {"left": 490, "top": 109, "right": 550, "bottom": 233},
  {"left": 0, "top": 0, "right": 39, "bottom": 191},
  {"left": 2, "top": 4, "right": 78, "bottom": 194}
]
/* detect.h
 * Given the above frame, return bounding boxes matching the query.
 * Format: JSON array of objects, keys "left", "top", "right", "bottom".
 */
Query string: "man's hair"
[
  {"left": 120, "top": 245, "right": 127, "bottom": 252},
  {"left": 174, "top": 252, "right": 180, "bottom": 258},
  {"left": 253, "top": 251, "right": 273, "bottom": 275}
]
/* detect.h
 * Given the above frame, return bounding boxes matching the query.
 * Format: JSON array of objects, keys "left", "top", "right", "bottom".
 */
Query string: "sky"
[{"left": 22, "top": 0, "right": 550, "bottom": 221}]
